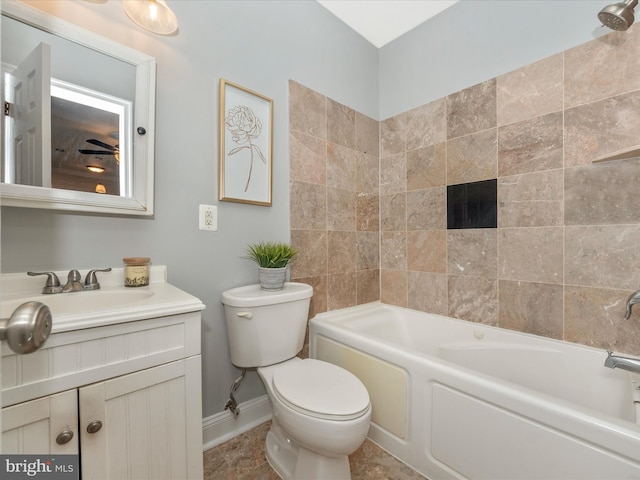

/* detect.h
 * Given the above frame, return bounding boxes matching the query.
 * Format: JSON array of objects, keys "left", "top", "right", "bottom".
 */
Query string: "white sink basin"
[
  {"left": 2, "top": 289, "right": 154, "bottom": 318},
  {"left": 1, "top": 267, "right": 205, "bottom": 333}
]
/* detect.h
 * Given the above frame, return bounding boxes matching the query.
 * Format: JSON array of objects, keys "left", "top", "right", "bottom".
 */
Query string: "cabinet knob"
[
  {"left": 56, "top": 429, "right": 74, "bottom": 445},
  {"left": 86, "top": 420, "right": 103, "bottom": 434}
]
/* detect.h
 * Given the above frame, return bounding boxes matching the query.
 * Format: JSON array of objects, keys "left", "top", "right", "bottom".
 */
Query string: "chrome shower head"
[{"left": 598, "top": 0, "right": 639, "bottom": 31}]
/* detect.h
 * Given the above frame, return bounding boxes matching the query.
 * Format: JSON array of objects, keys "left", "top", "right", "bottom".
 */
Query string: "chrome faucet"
[
  {"left": 27, "top": 271, "right": 63, "bottom": 294},
  {"left": 624, "top": 289, "right": 640, "bottom": 319},
  {"left": 604, "top": 350, "right": 640, "bottom": 375},
  {"left": 28, "top": 268, "right": 112, "bottom": 294},
  {"left": 62, "top": 270, "right": 84, "bottom": 293},
  {"left": 83, "top": 268, "right": 112, "bottom": 290}
]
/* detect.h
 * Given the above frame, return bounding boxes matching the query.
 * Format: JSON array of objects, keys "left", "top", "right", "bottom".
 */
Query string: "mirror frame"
[{"left": 1, "top": 2, "right": 156, "bottom": 216}]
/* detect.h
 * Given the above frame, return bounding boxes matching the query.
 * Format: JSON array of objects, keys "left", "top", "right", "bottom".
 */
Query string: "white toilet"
[{"left": 222, "top": 282, "right": 371, "bottom": 480}]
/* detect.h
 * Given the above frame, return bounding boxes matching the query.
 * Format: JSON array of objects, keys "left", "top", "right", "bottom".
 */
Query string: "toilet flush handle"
[{"left": 236, "top": 312, "right": 253, "bottom": 319}]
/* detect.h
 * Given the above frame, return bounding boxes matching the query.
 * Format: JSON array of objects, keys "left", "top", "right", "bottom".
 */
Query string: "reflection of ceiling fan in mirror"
[{"left": 78, "top": 139, "right": 120, "bottom": 163}]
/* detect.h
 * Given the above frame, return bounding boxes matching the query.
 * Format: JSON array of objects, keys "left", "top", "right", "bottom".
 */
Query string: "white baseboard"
[{"left": 202, "top": 395, "right": 272, "bottom": 451}]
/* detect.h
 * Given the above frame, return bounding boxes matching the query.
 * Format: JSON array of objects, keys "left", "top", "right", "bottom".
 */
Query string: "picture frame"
[{"left": 218, "top": 78, "right": 273, "bottom": 206}]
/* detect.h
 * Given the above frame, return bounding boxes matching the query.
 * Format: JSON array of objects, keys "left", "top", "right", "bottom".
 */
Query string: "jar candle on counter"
[{"left": 123, "top": 257, "right": 150, "bottom": 287}]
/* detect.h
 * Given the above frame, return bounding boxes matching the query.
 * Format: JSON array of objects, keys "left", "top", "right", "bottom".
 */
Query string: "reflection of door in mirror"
[{"left": 4, "top": 42, "right": 51, "bottom": 188}]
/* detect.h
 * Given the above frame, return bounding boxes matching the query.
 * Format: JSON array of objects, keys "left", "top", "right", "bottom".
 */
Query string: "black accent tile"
[{"left": 447, "top": 179, "right": 497, "bottom": 229}]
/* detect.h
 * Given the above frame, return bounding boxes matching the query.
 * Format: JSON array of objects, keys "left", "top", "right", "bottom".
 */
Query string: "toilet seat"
[{"left": 272, "top": 359, "right": 370, "bottom": 421}]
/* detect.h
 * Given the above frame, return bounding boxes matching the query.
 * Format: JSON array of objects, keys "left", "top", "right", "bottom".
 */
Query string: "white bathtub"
[{"left": 309, "top": 302, "right": 640, "bottom": 480}]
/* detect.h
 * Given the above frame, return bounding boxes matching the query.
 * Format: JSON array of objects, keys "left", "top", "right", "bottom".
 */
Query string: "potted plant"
[{"left": 244, "top": 241, "right": 298, "bottom": 291}]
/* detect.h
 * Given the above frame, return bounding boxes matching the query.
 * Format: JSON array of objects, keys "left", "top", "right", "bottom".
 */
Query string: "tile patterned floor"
[{"left": 203, "top": 421, "right": 428, "bottom": 479}]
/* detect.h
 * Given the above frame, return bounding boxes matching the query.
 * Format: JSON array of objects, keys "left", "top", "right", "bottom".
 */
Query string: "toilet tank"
[{"left": 221, "top": 282, "right": 313, "bottom": 368}]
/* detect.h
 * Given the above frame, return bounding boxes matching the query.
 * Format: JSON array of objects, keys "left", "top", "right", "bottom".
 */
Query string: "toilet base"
[{"left": 265, "top": 419, "right": 351, "bottom": 480}]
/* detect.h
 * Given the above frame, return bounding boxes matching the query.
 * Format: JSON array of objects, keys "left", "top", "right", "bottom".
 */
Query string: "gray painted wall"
[
  {"left": 379, "top": 0, "right": 611, "bottom": 119},
  {"left": 1, "top": 0, "right": 378, "bottom": 417},
  {"left": 1, "top": 0, "right": 618, "bottom": 419}
]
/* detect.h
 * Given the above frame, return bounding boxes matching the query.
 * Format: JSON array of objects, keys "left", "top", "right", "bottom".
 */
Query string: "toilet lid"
[{"left": 272, "top": 359, "right": 370, "bottom": 421}]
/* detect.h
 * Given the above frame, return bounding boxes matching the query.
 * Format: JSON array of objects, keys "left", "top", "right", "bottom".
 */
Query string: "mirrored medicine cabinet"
[{"left": 1, "top": 2, "right": 156, "bottom": 215}]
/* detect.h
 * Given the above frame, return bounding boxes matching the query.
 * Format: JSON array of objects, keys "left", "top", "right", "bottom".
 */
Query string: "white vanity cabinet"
[
  {"left": 1, "top": 269, "right": 205, "bottom": 479},
  {"left": 2, "top": 389, "right": 78, "bottom": 455}
]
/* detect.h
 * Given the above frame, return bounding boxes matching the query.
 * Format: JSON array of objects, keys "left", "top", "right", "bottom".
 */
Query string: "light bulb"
[{"left": 123, "top": 0, "right": 178, "bottom": 35}]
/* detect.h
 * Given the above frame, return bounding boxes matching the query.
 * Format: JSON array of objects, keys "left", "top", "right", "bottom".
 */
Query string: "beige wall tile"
[
  {"left": 290, "top": 229, "right": 327, "bottom": 278},
  {"left": 357, "top": 152, "right": 379, "bottom": 194},
  {"left": 447, "top": 229, "right": 497, "bottom": 278},
  {"left": 327, "top": 231, "right": 356, "bottom": 274},
  {"left": 497, "top": 53, "right": 563, "bottom": 126},
  {"left": 564, "top": 26, "right": 640, "bottom": 109},
  {"left": 327, "top": 143, "right": 357, "bottom": 190},
  {"left": 565, "top": 159, "right": 640, "bottom": 225},
  {"left": 406, "top": 143, "right": 446, "bottom": 191},
  {"left": 408, "top": 271, "right": 447, "bottom": 315},
  {"left": 498, "top": 280, "right": 563, "bottom": 339},
  {"left": 357, "top": 193, "right": 379, "bottom": 232},
  {"left": 497, "top": 112, "right": 563, "bottom": 177},
  {"left": 447, "top": 129, "right": 497, "bottom": 185},
  {"left": 290, "top": 181, "right": 326, "bottom": 230},
  {"left": 355, "top": 112, "right": 379, "bottom": 157},
  {"left": 290, "top": 131, "right": 326, "bottom": 185},
  {"left": 565, "top": 91, "right": 640, "bottom": 167},
  {"left": 357, "top": 231, "right": 379, "bottom": 270},
  {"left": 406, "top": 187, "right": 446, "bottom": 230},
  {"left": 498, "top": 169, "right": 563, "bottom": 227},
  {"left": 406, "top": 98, "right": 446, "bottom": 151},
  {"left": 327, "top": 187, "right": 356, "bottom": 231},
  {"left": 565, "top": 285, "right": 640, "bottom": 355},
  {"left": 380, "top": 153, "right": 406, "bottom": 195},
  {"left": 380, "top": 113, "right": 406, "bottom": 157},
  {"left": 448, "top": 275, "right": 498, "bottom": 325},
  {"left": 380, "top": 193, "right": 406, "bottom": 231},
  {"left": 290, "top": 58, "right": 640, "bottom": 356},
  {"left": 381, "top": 269, "right": 408, "bottom": 307},
  {"left": 565, "top": 225, "right": 640, "bottom": 290},
  {"left": 381, "top": 231, "right": 407, "bottom": 270},
  {"left": 292, "top": 275, "right": 328, "bottom": 318},
  {"left": 407, "top": 230, "right": 446, "bottom": 273},
  {"left": 446, "top": 79, "right": 497, "bottom": 139},
  {"left": 357, "top": 269, "right": 380, "bottom": 305},
  {"left": 327, "top": 98, "right": 355, "bottom": 149},
  {"left": 328, "top": 272, "right": 357, "bottom": 310},
  {"left": 498, "top": 227, "right": 563, "bottom": 284},
  {"left": 289, "top": 80, "right": 326, "bottom": 139}
]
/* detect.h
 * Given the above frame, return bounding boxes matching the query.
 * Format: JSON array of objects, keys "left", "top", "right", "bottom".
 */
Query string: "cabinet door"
[
  {"left": 80, "top": 357, "right": 203, "bottom": 480},
  {"left": 2, "top": 389, "right": 78, "bottom": 454}
]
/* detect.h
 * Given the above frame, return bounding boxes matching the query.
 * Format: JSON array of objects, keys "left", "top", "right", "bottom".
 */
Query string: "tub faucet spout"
[
  {"left": 604, "top": 350, "right": 640, "bottom": 374},
  {"left": 624, "top": 289, "right": 640, "bottom": 319}
]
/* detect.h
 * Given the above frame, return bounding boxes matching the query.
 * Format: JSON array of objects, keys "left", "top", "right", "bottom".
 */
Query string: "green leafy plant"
[{"left": 244, "top": 241, "right": 298, "bottom": 269}]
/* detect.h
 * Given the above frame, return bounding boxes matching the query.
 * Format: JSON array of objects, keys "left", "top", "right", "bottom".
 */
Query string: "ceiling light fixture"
[
  {"left": 95, "top": 183, "right": 107, "bottom": 194},
  {"left": 87, "top": 165, "right": 105, "bottom": 173},
  {"left": 123, "top": 0, "right": 178, "bottom": 35}
]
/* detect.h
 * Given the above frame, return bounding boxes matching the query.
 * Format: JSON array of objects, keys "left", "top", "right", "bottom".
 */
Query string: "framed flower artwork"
[{"left": 218, "top": 79, "right": 273, "bottom": 206}]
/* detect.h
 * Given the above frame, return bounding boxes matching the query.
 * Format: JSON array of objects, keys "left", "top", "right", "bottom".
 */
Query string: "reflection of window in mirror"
[{"left": 50, "top": 81, "right": 132, "bottom": 197}]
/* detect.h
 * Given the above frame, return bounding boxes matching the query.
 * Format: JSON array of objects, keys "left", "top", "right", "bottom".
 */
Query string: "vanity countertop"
[{"left": 1, "top": 266, "right": 205, "bottom": 333}]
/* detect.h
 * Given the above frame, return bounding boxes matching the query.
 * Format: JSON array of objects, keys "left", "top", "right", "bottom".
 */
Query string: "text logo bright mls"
[{"left": 1, "top": 455, "right": 78, "bottom": 479}]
